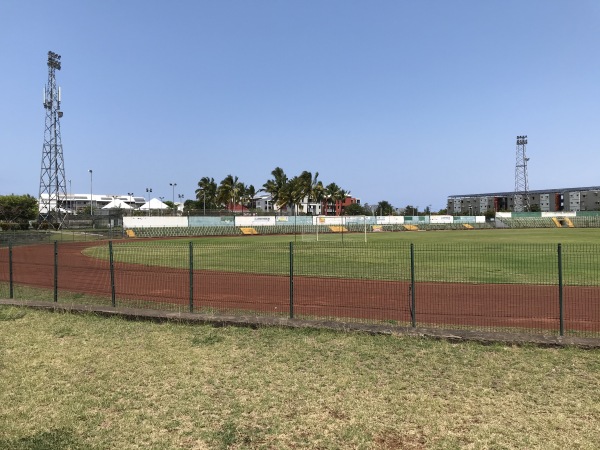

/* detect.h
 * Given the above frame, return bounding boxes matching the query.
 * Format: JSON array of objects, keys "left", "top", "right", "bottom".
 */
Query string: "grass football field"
[{"left": 83, "top": 228, "right": 600, "bottom": 285}]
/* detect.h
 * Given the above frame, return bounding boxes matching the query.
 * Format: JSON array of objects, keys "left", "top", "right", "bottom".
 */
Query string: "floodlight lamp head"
[{"left": 47, "top": 55, "right": 61, "bottom": 70}]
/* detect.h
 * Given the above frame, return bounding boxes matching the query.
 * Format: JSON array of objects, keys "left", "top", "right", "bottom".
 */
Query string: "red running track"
[{"left": 0, "top": 242, "right": 598, "bottom": 333}]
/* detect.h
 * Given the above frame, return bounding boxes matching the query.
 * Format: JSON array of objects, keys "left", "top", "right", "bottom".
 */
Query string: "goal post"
[
  {"left": 343, "top": 215, "right": 368, "bottom": 243},
  {"left": 301, "top": 215, "right": 369, "bottom": 242}
]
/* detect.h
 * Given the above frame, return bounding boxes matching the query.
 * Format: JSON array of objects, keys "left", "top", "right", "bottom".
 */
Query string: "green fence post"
[
  {"left": 558, "top": 243, "right": 564, "bottom": 336},
  {"left": 189, "top": 241, "right": 194, "bottom": 313},
  {"left": 54, "top": 241, "right": 58, "bottom": 303},
  {"left": 8, "top": 242, "right": 13, "bottom": 299},
  {"left": 289, "top": 242, "right": 294, "bottom": 319},
  {"left": 410, "top": 243, "right": 416, "bottom": 327},
  {"left": 109, "top": 241, "right": 116, "bottom": 307}
]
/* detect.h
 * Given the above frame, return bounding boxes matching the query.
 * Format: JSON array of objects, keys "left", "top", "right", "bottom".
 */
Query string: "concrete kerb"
[{"left": 1, "top": 298, "right": 599, "bottom": 349}]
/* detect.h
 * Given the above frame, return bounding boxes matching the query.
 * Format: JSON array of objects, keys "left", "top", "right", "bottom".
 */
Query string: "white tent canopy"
[
  {"left": 139, "top": 198, "right": 170, "bottom": 210},
  {"left": 102, "top": 198, "right": 134, "bottom": 210}
]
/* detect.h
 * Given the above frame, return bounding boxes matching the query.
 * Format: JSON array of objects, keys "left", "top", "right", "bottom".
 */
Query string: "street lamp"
[
  {"left": 88, "top": 170, "right": 93, "bottom": 216},
  {"left": 146, "top": 187, "right": 152, "bottom": 216},
  {"left": 127, "top": 192, "right": 134, "bottom": 215},
  {"left": 169, "top": 182, "right": 177, "bottom": 216},
  {"left": 198, "top": 189, "right": 206, "bottom": 215},
  {"left": 68, "top": 179, "right": 72, "bottom": 212},
  {"left": 159, "top": 197, "right": 165, "bottom": 216}
]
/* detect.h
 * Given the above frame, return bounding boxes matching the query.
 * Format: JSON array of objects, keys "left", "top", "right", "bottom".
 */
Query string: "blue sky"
[{"left": 1, "top": 1, "right": 599, "bottom": 211}]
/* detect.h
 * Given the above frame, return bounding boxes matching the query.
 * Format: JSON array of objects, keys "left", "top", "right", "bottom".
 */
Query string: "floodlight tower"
[
  {"left": 514, "top": 135, "right": 530, "bottom": 212},
  {"left": 38, "top": 51, "right": 67, "bottom": 227}
]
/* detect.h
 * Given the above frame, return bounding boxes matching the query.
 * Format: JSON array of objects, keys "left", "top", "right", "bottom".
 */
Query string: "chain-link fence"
[{"left": 1, "top": 240, "right": 598, "bottom": 338}]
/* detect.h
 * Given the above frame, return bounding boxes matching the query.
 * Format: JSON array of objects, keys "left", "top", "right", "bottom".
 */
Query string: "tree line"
[
  {"left": 187, "top": 167, "right": 351, "bottom": 215},
  {"left": 0, "top": 194, "right": 38, "bottom": 230},
  {"left": 184, "top": 168, "right": 434, "bottom": 216}
]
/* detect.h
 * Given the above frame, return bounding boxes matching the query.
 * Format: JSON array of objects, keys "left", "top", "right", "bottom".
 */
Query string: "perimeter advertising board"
[
  {"left": 542, "top": 212, "right": 576, "bottom": 218},
  {"left": 429, "top": 215, "right": 453, "bottom": 224},
  {"left": 376, "top": 216, "right": 404, "bottom": 225},
  {"left": 235, "top": 216, "right": 276, "bottom": 226},
  {"left": 123, "top": 216, "right": 188, "bottom": 228},
  {"left": 314, "top": 216, "right": 343, "bottom": 225}
]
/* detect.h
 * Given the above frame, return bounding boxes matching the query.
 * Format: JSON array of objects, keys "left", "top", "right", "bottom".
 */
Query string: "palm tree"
[
  {"left": 274, "top": 176, "right": 304, "bottom": 216},
  {"left": 262, "top": 167, "right": 288, "bottom": 214},
  {"left": 323, "top": 183, "right": 350, "bottom": 216},
  {"left": 324, "top": 182, "right": 341, "bottom": 215},
  {"left": 195, "top": 177, "right": 217, "bottom": 211},
  {"left": 308, "top": 172, "right": 325, "bottom": 215},
  {"left": 241, "top": 184, "right": 256, "bottom": 209},
  {"left": 338, "top": 188, "right": 350, "bottom": 202},
  {"left": 297, "top": 171, "right": 312, "bottom": 199},
  {"left": 217, "top": 174, "right": 244, "bottom": 210},
  {"left": 296, "top": 171, "right": 324, "bottom": 215}
]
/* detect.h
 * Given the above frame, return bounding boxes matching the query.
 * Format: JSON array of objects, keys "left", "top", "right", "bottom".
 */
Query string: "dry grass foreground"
[{"left": 0, "top": 306, "right": 599, "bottom": 449}]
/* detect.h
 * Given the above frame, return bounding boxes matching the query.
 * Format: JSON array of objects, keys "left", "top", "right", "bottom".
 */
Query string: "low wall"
[{"left": 124, "top": 214, "right": 491, "bottom": 229}]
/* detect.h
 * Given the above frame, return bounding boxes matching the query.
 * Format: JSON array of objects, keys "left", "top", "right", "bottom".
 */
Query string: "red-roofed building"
[
  {"left": 226, "top": 203, "right": 250, "bottom": 214},
  {"left": 322, "top": 196, "right": 360, "bottom": 216}
]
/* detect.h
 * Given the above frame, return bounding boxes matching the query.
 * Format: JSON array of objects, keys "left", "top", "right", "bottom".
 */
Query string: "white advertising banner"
[
  {"left": 123, "top": 216, "right": 188, "bottom": 228},
  {"left": 430, "top": 215, "right": 453, "bottom": 224},
  {"left": 376, "top": 216, "right": 404, "bottom": 225},
  {"left": 235, "top": 216, "right": 276, "bottom": 226},
  {"left": 541, "top": 212, "right": 576, "bottom": 218},
  {"left": 314, "top": 216, "right": 343, "bottom": 225}
]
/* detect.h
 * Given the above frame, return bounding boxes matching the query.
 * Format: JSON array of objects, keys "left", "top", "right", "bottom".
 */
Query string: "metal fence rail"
[{"left": 1, "top": 240, "right": 599, "bottom": 338}]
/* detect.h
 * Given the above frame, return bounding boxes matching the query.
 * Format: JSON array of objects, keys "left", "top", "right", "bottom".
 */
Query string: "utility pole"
[{"left": 170, "top": 182, "right": 177, "bottom": 215}]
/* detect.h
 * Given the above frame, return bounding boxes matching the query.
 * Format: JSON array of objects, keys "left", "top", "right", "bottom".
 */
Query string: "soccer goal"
[{"left": 301, "top": 216, "right": 368, "bottom": 242}]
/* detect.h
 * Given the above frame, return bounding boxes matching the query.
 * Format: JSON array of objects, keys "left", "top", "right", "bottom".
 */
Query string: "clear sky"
[{"left": 1, "top": 1, "right": 599, "bottom": 211}]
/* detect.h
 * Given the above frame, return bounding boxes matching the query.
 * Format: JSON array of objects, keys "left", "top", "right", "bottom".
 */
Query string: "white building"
[
  {"left": 39, "top": 193, "right": 146, "bottom": 213},
  {"left": 252, "top": 194, "right": 324, "bottom": 215}
]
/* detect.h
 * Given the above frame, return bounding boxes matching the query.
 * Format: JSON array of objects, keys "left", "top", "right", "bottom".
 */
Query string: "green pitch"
[{"left": 83, "top": 228, "right": 600, "bottom": 285}]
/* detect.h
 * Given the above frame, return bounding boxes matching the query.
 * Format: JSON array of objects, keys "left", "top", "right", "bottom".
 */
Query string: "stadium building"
[{"left": 447, "top": 186, "right": 600, "bottom": 214}]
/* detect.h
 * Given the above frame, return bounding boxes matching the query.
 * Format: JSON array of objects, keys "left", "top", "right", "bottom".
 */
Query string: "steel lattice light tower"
[
  {"left": 514, "top": 135, "right": 530, "bottom": 212},
  {"left": 39, "top": 51, "right": 67, "bottom": 227}
]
